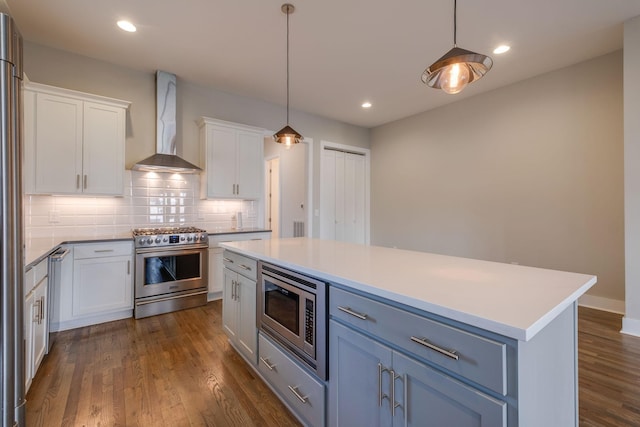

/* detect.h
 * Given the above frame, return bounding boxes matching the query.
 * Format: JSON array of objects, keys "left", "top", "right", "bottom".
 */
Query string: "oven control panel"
[{"left": 135, "top": 232, "right": 209, "bottom": 248}]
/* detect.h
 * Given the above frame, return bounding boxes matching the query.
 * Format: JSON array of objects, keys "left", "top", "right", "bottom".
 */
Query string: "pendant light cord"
[
  {"left": 453, "top": 0, "right": 457, "bottom": 47},
  {"left": 286, "top": 7, "right": 290, "bottom": 125}
]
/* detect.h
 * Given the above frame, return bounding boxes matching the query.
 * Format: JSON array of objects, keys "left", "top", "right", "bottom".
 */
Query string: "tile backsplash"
[{"left": 24, "top": 171, "right": 260, "bottom": 239}]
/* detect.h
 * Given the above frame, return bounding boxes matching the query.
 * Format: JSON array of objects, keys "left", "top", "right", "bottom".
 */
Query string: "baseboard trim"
[
  {"left": 578, "top": 294, "right": 625, "bottom": 314},
  {"left": 621, "top": 316, "right": 640, "bottom": 337},
  {"left": 51, "top": 309, "right": 133, "bottom": 332}
]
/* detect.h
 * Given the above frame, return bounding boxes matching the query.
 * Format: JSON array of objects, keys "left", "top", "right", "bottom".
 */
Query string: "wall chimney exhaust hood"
[{"left": 132, "top": 70, "right": 201, "bottom": 173}]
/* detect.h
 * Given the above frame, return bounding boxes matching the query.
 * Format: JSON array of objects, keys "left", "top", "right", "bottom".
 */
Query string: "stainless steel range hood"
[{"left": 132, "top": 71, "right": 201, "bottom": 173}]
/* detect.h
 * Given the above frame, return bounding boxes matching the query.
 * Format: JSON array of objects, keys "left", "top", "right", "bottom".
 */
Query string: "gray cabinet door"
[
  {"left": 329, "top": 320, "right": 392, "bottom": 427},
  {"left": 392, "top": 351, "right": 507, "bottom": 427},
  {"left": 236, "top": 274, "right": 257, "bottom": 364},
  {"left": 222, "top": 268, "right": 238, "bottom": 340}
]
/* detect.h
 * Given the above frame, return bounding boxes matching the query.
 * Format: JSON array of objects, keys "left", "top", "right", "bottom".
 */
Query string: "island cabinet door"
[
  {"left": 222, "top": 268, "right": 239, "bottom": 340},
  {"left": 329, "top": 320, "right": 507, "bottom": 427},
  {"left": 392, "top": 351, "right": 507, "bottom": 427},
  {"left": 329, "top": 320, "right": 393, "bottom": 426}
]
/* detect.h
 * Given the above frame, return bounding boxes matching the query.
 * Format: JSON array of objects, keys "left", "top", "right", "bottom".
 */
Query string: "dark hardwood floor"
[
  {"left": 578, "top": 307, "right": 640, "bottom": 426},
  {"left": 26, "top": 300, "right": 301, "bottom": 426},
  {"left": 26, "top": 303, "right": 640, "bottom": 426}
]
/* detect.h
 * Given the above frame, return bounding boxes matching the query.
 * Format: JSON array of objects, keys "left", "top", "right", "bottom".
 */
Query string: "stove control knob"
[
  {"left": 187, "top": 236, "right": 193, "bottom": 242},
  {"left": 163, "top": 237, "right": 168, "bottom": 243},
  {"left": 146, "top": 238, "right": 154, "bottom": 245},
  {"left": 180, "top": 236, "right": 185, "bottom": 242},
  {"left": 155, "top": 237, "right": 161, "bottom": 243},
  {"left": 201, "top": 233, "right": 208, "bottom": 241},
  {"left": 138, "top": 238, "right": 146, "bottom": 245}
]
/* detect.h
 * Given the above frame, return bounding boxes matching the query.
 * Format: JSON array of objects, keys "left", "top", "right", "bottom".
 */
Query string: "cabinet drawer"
[
  {"left": 25, "top": 258, "right": 49, "bottom": 296},
  {"left": 209, "top": 231, "right": 271, "bottom": 247},
  {"left": 74, "top": 241, "right": 132, "bottom": 259},
  {"left": 330, "top": 287, "right": 507, "bottom": 395},
  {"left": 258, "top": 334, "right": 324, "bottom": 427},
  {"left": 222, "top": 250, "right": 257, "bottom": 280}
]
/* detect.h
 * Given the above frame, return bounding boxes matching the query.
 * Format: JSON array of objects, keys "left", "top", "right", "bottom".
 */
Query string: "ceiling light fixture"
[
  {"left": 274, "top": 3, "right": 303, "bottom": 148},
  {"left": 493, "top": 45, "right": 510, "bottom": 54},
  {"left": 361, "top": 102, "right": 372, "bottom": 109},
  {"left": 421, "top": 0, "right": 492, "bottom": 94},
  {"left": 117, "top": 20, "right": 137, "bottom": 33}
]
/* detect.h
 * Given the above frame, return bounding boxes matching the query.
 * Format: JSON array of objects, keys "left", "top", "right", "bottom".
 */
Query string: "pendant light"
[
  {"left": 274, "top": 3, "right": 303, "bottom": 148},
  {"left": 421, "top": 0, "right": 492, "bottom": 94}
]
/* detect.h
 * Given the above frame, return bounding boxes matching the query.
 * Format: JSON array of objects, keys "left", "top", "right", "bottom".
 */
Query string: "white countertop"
[
  {"left": 24, "top": 228, "right": 271, "bottom": 268},
  {"left": 220, "top": 238, "right": 597, "bottom": 342}
]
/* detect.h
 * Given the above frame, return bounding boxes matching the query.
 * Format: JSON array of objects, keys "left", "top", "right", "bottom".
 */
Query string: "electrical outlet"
[
  {"left": 48, "top": 210, "right": 60, "bottom": 223},
  {"left": 197, "top": 209, "right": 206, "bottom": 220}
]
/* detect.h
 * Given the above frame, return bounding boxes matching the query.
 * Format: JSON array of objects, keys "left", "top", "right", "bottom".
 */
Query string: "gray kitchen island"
[{"left": 221, "top": 237, "right": 597, "bottom": 427}]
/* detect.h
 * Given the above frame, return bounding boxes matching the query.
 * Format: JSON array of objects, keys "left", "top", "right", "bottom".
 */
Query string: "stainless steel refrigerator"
[{"left": 0, "top": 9, "right": 24, "bottom": 427}]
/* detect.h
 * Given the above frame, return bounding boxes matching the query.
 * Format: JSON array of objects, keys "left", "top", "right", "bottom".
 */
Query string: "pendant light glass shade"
[
  {"left": 421, "top": 0, "right": 492, "bottom": 94},
  {"left": 274, "top": 3, "right": 303, "bottom": 147}
]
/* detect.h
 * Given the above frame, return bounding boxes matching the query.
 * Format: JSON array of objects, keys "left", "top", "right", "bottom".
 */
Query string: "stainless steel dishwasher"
[{"left": 47, "top": 247, "right": 70, "bottom": 352}]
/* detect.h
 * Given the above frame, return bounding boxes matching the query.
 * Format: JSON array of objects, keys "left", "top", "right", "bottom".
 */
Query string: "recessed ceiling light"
[
  {"left": 361, "top": 102, "right": 372, "bottom": 109},
  {"left": 493, "top": 45, "right": 510, "bottom": 54},
  {"left": 117, "top": 20, "right": 137, "bottom": 32}
]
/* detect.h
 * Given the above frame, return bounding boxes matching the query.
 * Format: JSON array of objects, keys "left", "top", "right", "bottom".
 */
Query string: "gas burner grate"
[{"left": 132, "top": 226, "right": 207, "bottom": 237}]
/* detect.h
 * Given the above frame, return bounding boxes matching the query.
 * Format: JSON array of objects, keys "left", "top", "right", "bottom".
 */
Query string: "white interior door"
[{"left": 320, "top": 143, "right": 369, "bottom": 244}]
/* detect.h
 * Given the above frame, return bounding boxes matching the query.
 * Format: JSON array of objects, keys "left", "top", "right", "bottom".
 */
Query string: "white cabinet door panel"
[
  {"left": 206, "top": 125, "right": 237, "bottom": 198},
  {"left": 83, "top": 102, "right": 125, "bottom": 195},
  {"left": 34, "top": 93, "right": 83, "bottom": 194},
  {"left": 72, "top": 256, "right": 132, "bottom": 317}
]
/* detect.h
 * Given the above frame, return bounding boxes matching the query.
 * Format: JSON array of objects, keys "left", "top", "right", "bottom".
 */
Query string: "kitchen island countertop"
[{"left": 220, "top": 237, "right": 597, "bottom": 341}]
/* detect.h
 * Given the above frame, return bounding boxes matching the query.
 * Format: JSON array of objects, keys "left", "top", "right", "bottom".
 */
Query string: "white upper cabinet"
[
  {"left": 198, "top": 117, "right": 264, "bottom": 200},
  {"left": 23, "top": 82, "right": 130, "bottom": 196}
]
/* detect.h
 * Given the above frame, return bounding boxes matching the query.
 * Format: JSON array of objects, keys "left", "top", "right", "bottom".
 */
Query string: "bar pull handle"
[
  {"left": 83, "top": 174, "right": 87, "bottom": 189},
  {"left": 231, "top": 280, "right": 236, "bottom": 300},
  {"left": 76, "top": 174, "right": 80, "bottom": 189},
  {"left": 239, "top": 264, "right": 251, "bottom": 271},
  {"left": 41, "top": 296, "right": 46, "bottom": 325},
  {"left": 410, "top": 336, "right": 459, "bottom": 361},
  {"left": 33, "top": 299, "right": 40, "bottom": 324},
  {"left": 236, "top": 184, "right": 240, "bottom": 195},
  {"left": 259, "top": 357, "right": 276, "bottom": 371},
  {"left": 378, "top": 363, "right": 389, "bottom": 407},
  {"left": 287, "top": 385, "right": 308, "bottom": 404},
  {"left": 94, "top": 249, "right": 114, "bottom": 253},
  {"left": 127, "top": 260, "right": 130, "bottom": 275},
  {"left": 338, "top": 306, "right": 368, "bottom": 320},
  {"left": 223, "top": 257, "right": 234, "bottom": 263},
  {"left": 391, "top": 370, "right": 403, "bottom": 417}
]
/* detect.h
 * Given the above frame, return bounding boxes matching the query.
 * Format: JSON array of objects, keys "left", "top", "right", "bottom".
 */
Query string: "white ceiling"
[{"left": 6, "top": 0, "right": 640, "bottom": 128}]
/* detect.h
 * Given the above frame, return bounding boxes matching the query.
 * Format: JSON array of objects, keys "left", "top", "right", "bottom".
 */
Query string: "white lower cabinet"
[
  {"left": 24, "top": 258, "right": 49, "bottom": 391},
  {"left": 208, "top": 231, "right": 271, "bottom": 301},
  {"left": 258, "top": 333, "right": 325, "bottom": 427},
  {"left": 329, "top": 320, "right": 506, "bottom": 426},
  {"left": 56, "top": 241, "right": 133, "bottom": 331},
  {"left": 222, "top": 250, "right": 258, "bottom": 364}
]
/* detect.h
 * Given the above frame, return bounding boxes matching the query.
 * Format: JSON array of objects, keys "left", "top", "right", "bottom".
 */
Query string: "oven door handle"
[
  {"left": 135, "top": 243, "right": 208, "bottom": 254},
  {"left": 135, "top": 290, "right": 208, "bottom": 305}
]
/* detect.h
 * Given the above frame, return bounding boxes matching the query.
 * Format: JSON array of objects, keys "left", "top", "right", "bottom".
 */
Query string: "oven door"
[
  {"left": 260, "top": 273, "right": 315, "bottom": 358},
  {"left": 135, "top": 245, "right": 208, "bottom": 299}
]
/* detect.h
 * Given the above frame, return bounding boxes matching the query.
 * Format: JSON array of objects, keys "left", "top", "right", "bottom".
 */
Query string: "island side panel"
[{"left": 517, "top": 302, "right": 578, "bottom": 426}]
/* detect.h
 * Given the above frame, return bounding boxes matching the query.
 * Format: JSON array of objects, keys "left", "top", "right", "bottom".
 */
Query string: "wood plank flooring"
[
  {"left": 26, "top": 300, "right": 301, "bottom": 426},
  {"left": 26, "top": 303, "right": 640, "bottom": 426}
]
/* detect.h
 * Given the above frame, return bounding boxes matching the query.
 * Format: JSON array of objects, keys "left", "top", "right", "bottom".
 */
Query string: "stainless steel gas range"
[{"left": 133, "top": 227, "right": 209, "bottom": 319}]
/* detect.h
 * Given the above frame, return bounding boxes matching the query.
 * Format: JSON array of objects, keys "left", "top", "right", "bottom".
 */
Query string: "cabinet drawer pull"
[
  {"left": 76, "top": 174, "right": 80, "bottom": 189},
  {"left": 259, "top": 357, "right": 276, "bottom": 371},
  {"left": 338, "top": 306, "right": 368, "bottom": 320},
  {"left": 410, "top": 336, "right": 459, "bottom": 361},
  {"left": 40, "top": 296, "right": 45, "bottom": 325},
  {"left": 127, "top": 260, "right": 130, "bottom": 275},
  {"left": 239, "top": 264, "right": 251, "bottom": 271},
  {"left": 83, "top": 174, "right": 87, "bottom": 189},
  {"left": 223, "top": 257, "right": 234, "bottom": 263},
  {"left": 93, "top": 249, "right": 114, "bottom": 253},
  {"left": 231, "top": 280, "right": 236, "bottom": 300},
  {"left": 287, "top": 385, "right": 308, "bottom": 404}
]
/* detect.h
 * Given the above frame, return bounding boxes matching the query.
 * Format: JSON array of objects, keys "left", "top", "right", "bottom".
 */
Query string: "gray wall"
[
  {"left": 624, "top": 17, "right": 640, "bottom": 333},
  {"left": 22, "top": 41, "right": 370, "bottom": 237},
  {"left": 371, "top": 51, "right": 624, "bottom": 303}
]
